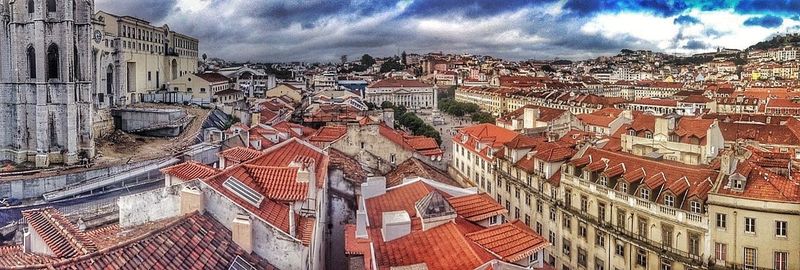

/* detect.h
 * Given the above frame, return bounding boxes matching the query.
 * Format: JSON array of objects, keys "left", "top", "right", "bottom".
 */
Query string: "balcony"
[{"left": 565, "top": 174, "right": 708, "bottom": 229}]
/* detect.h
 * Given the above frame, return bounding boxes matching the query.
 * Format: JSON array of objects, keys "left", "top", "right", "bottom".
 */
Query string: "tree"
[
  {"left": 361, "top": 54, "right": 376, "bottom": 67},
  {"left": 381, "top": 101, "right": 394, "bottom": 108},
  {"left": 471, "top": 112, "right": 495, "bottom": 124},
  {"left": 340, "top": 55, "right": 348, "bottom": 65},
  {"left": 394, "top": 105, "right": 407, "bottom": 120},
  {"left": 401, "top": 51, "right": 407, "bottom": 65},
  {"left": 380, "top": 59, "right": 404, "bottom": 73},
  {"left": 202, "top": 53, "right": 207, "bottom": 62},
  {"left": 365, "top": 102, "right": 377, "bottom": 110}
]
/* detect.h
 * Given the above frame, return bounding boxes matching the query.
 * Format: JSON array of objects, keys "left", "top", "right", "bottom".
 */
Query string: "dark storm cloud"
[
  {"left": 735, "top": 0, "right": 800, "bottom": 16},
  {"left": 95, "top": 0, "right": 178, "bottom": 22},
  {"left": 683, "top": 40, "right": 708, "bottom": 50},
  {"left": 743, "top": 15, "right": 784, "bottom": 28},
  {"left": 400, "top": 0, "right": 554, "bottom": 17},
  {"left": 674, "top": 15, "right": 700, "bottom": 25},
  {"left": 562, "top": 0, "right": 689, "bottom": 16},
  {"left": 91, "top": 0, "right": 800, "bottom": 62}
]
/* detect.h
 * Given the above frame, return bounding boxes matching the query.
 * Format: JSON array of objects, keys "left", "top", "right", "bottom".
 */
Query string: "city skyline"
[{"left": 96, "top": 0, "right": 800, "bottom": 63}]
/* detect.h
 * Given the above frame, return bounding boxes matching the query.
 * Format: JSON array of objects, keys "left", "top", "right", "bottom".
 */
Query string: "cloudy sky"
[{"left": 95, "top": 0, "right": 800, "bottom": 63}]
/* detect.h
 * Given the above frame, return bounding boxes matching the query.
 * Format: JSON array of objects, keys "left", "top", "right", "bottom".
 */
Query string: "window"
[
  {"left": 525, "top": 193, "right": 531, "bottom": 206},
  {"left": 637, "top": 218, "right": 648, "bottom": 237},
  {"left": 640, "top": 189, "right": 650, "bottom": 200},
  {"left": 636, "top": 248, "right": 647, "bottom": 267},
  {"left": 745, "top": 218, "right": 756, "bottom": 233},
  {"left": 563, "top": 213, "right": 572, "bottom": 230},
  {"left": 565, "top": 189, "right": 572, "bottom": 207},
  {"left": 744, "top": 248, "right": 756, "bottom": 270},
  {"left": 714, "top": 243, "right": 727, "bottom": 262},
  {"left": 616, "top": 209, "right": 626, "bottom": 228},
  {"left": 580, "top": 195, "right": 588, "bottom": 212},
  {"left": 628, "top": 130, "right": 635, "bottom": 136},
  {"left": 615, "top": 242, "right": 624, "bottom": 257},
  {"left": 514, "top": 207, "right": 520, "bottom": 219},
  {"left": 46, "top": 44, "right": 59, "bottom": 80},
  {"left": 489, "top": 215, "right": 499, "bottom": 225},
  {"left": 549, "top": 206, "right": 556, "bottom": 221},
  {"left": 688, "top": 232, "right": 700, "bottom": 256},
  {"left": 535, "top": 222, "right": 542, "bottom": 234},
  {"left": 620, "top": 183, "right": 628, "bottom": 193},
  {"left": 716, "top": 213, "right": 727, "bottom": 229},
  {"left": 578, "top": 248, "right": 587, "bottom": 267},
  {"left": 690, "top": 201, "right": 702, "bottom": 213},
  {"left": 662, "top": 224, "right": 673, "bottom": 248},
  {"left": 660, "top": 259, "right": 673, "bottom": 270},
  {"left": 595, "top": 231, "right": 605, "bottom": 247},
  {"left": 598, "top": 203, "right": 606, "bottom": 221},
  {"left": 562, "top": 238, "right": 571, "bottom": 256},
  {"left": 664, "top": 195, "right": 674, "bottom": 207},
  {"left": 578, "top": 222, "right": 587, "bottom": 239},
  {"left": 776, "top": 221, "right": 787, "bottom": 237},
  {"left": 595, "top": 258, "right": 605, "bottom": 270},
  {"left": 774, "top": 251, "right": 787, "bottom": 270},
  {"left": 27, "top": 0, "right": 34, "bottom": 13},
  {"left": 645, "top": 131, "right": 653, "bottom": 139},
  {"left": 549, "top": 232, "right": 556, "bottom": 247},
  {"left": 390, "top": 154, "right": 396, "bottom": 163},
  {"left": 46, "top": 0, "right": 55, "bottom": 12},
  {"left": 536, "top": 200, "right": 543, "bottom": 214},
  {"left": 27, "top": 46, "right": 36, "bottom": 79}
]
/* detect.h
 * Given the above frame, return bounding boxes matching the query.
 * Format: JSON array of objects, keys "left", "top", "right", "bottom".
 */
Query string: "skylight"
[
  {"left": 223, "top": 177, "right": 264, "bottom": 207},
  {"left": 228, "top": 255, "right": 258, "bottom": 270}
]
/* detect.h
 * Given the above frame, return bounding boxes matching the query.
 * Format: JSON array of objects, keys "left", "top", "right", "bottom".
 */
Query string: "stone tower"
[{"left": 0, "top": 0, "right": 95, "bottom": 167}]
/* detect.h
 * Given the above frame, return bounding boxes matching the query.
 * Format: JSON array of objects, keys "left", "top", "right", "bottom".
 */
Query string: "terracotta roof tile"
[
  {"left": 297, "top": 216, "right": 315, "bottom": 246},
  {"left": 21, "top": 207, "right": 97, "bottom": 258},
  {"left": 160, "top": 161, "right": 219, "bottom": 181},
  {"left": 385, "top": 158, "right": 460, "bottom": 187},
  {"left": 445, "top": 193, "right": 507, "bottom": 222},
  {"left": 309, "top": 125, "right": 348, "bottom": 143},
  {"left": 466, "top": 220, "right": 549, "bottom": 262},
  {"left": 218, "top": 147, "right": 262, "bottom": 164}
]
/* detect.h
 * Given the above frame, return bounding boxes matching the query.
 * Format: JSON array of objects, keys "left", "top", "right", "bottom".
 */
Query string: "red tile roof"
[
  {"left": 379, "top": 125, "right": 443, "bottom": 157},
  {"left": 674, "top": 118, "right": 714, "bottom": 139},
  {"left": 329, "top": 148, "right": 367, "bottom": 183},
  {"left": 309, "top": 125, "right": 348, "bottom": 143},
  {"left": 681, "top": 95, "right": 712, "bottom": 103},
  {"left": 160, "top": 161, "right": 219, "bottom": 181},
  {"left": 497, "top": 105, "right": 568, "bottom": 123},
  {"left": 248, "top": 139, "right": 329, "bottom": 188},
  {"left": 21, "top": 207, "right": 97, "bottom": 258},
  {"left": 297, "top": 216, "right": 316, "bottom": 246},
  {"left": 1, "top": 212, "right": 273, "bottom": 269},
  {"left": 196, "top": 72, "right": 231, "bottom": 83},
  {"left": 573, "top": 147, "right": 718, "bottom": 209},
  {"left": 236, "top": 165, "right": 308, "bottom": 201},
  {"left": 631, "top": 98, "right": 678, "bottom": 107},
  {"left": 718, "top": 119, "right": 800, "bottom": 145},
  {"left": 219, "top": 147, "right": 263, "bottom": 164},
  {"left": 445, "top": 193, "right": 507, "bottom": 222},
  {"left": 465, "top": 220, "right": 549, "bottom": 262},
  {"left": 534, "top": 146, "right": 577, "bottom": 162},
  {"left": 716, "top": 151, "right": 800, "bottom": 202},
  {"left": 385, "top": 158, "right": 461, "bottom": 187}
]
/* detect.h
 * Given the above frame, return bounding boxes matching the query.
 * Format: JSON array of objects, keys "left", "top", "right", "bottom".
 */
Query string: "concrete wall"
[
  {"left": 118, "top": 183, "right": 182, "bottom": 228},
  {"left": 0, "top": 159, "right": 162, "bottom": 200},
  {"left": 331, "top": 124, "right": 415, "bottom": 174}
]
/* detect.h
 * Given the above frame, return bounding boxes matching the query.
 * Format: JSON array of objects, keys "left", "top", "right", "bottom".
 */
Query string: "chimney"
[
  {"left": 22, "top": 229, "right": 31, "bottom": 253},
  {"left": 382, "top": 211, "right": 411, "bottom": 242},
  {"left": 180, "top": 186, "right": 205, "bottom": 215},
  {"left": 232, "top": 214, "right": 254, "bottom": 254},
  {"left": 523, "top": 107, "right": 539, "bottom": 129},
  {"left": 355, "top": 195, "right": 369, "bottom": 238},
  {"left": 361, "top": 177, "right": 387, "bottom": 199}
]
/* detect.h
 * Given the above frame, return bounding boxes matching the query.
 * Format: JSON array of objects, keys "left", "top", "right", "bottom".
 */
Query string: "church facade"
[{"left": 0, "top": 0, "right": 95, "bottom": 167}]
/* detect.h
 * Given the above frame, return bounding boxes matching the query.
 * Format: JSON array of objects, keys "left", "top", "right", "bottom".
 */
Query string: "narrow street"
[{"left": 325, "top": 169, "right": 357, "bottom": 269}]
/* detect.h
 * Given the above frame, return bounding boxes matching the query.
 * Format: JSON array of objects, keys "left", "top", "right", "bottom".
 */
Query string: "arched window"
[
  {"left": 27, "top": 46, "right": 36, "bottom": 78},
  {"left": 27, "top": 0, "right": 34, "bottom": 13},
  {"left": 46, "top": 0, "right": 55, "bottom": 12},
  {"left": 73, "top": 45, "right": 80, "bottom": 81},
  {"left": 46, "top": 44, "right": 59, "bottom": 80}
]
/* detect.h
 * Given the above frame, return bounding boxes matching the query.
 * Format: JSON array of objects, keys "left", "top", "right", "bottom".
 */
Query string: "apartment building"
[
  {"left": 708, "top": 148, "right": 800, "bottom": 270},
  {"left": 496, "top": 105, "right": 574, "bottom": 137},
  {"left": 92, "top": 11, "right": 199, "bottom": 106},
  {"left": 621, "top": 115, "right": 724, "bottom": 165},
  {"left": 481, "top": 134, "right": 719, "bottom": 270}
]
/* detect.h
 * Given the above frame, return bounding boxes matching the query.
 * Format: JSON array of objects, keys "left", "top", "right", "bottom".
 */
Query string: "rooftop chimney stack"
[
  {"left": 382, "top": 211, "right": 411, "bottom": 242},
  {"left": 232, "top": 214, "right": 254, "bottom": 254},
  {"left": 180, "top": 186, "right": 205, "bottom": 215}
]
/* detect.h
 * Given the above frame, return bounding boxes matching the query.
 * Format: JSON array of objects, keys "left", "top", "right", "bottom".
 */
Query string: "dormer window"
[
  {"left": 664, "top": 195, "right": 674, "bottom": 207},
  {"left": 690, "top": 201, "right": 702, "bottom": 213},
  {"left": 628, "top": 130, "right": 636, "bottom": 136},
  {"left": 598, "top": 176, "right": 607, "bottom": 186},
  {"left": 645, "top": 132, "right": 653, "bottom": 139},
  {"left": 639, "top": 189, "right": 650, "bottom": 200},
  {"left": 669, "top": 134, "right": 680, "bottom": 142},
  {"left": 620, "top": 183, "right": 628, "bottom": 193}
]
